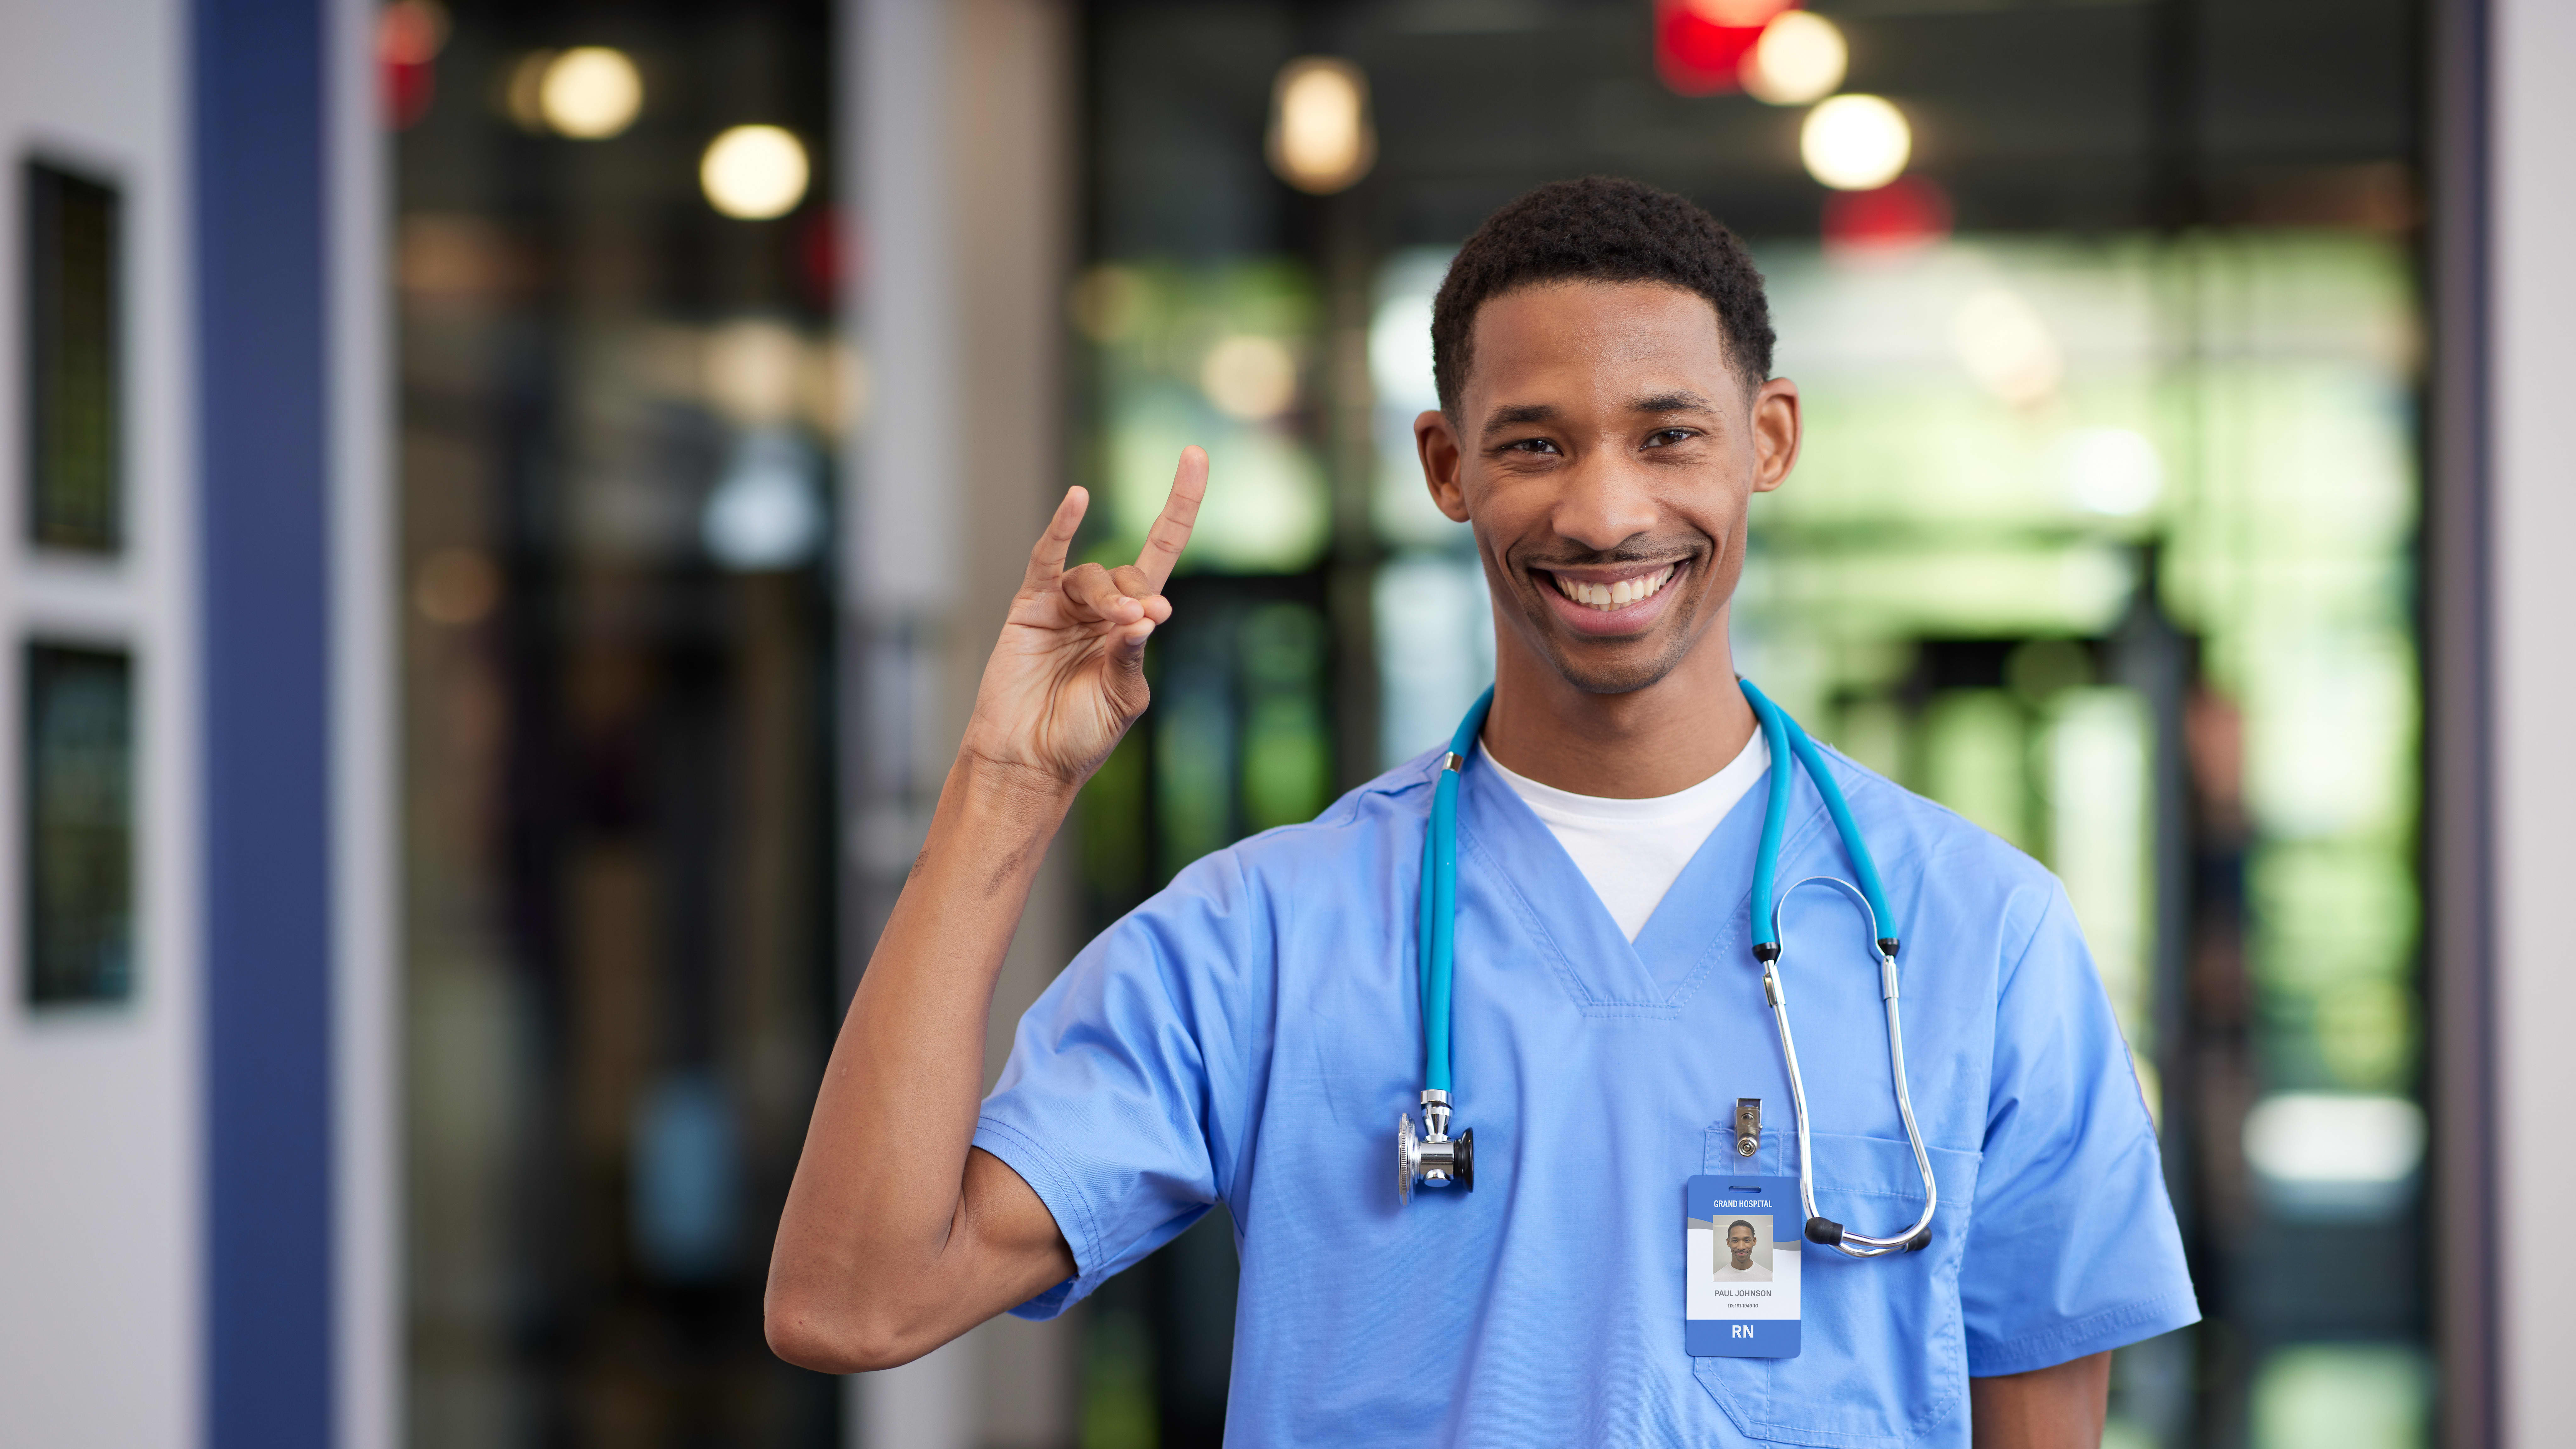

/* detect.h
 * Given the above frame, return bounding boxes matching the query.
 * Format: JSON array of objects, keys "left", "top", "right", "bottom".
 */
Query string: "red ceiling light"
[
  {"left": 377, "top": 0, "right": 448, "bottom": 130},
  {"left": 1654, "top": 0, "right": 1797, "bottom": 97},
  {"left": 1821, "top": 175, "right": 1954, "bottom": 259}
]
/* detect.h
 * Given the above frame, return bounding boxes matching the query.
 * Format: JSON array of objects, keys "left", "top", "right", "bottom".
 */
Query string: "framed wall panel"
[
  {"left": 23, "top": 642, "right": 133, "bottom": 1005},
  {"left": 23, "top": 159, "right": 121, "bottom": 554}
]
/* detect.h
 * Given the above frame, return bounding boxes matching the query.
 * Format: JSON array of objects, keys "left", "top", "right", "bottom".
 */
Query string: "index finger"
[
  {"left": 1132, "top": 446, "right": 1208, "bottom": 594},
  {"left": 1020, "top": 485, "right": 1089, "bottom": 593}
]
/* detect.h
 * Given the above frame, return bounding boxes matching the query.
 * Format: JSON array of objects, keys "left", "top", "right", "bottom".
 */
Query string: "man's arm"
[
  {"left": 1970, "top": 1352, "right": 2111, "bottom": 1449},
  {"left": 764, "top": 452, "right": 1208, "bottom": 1374}
]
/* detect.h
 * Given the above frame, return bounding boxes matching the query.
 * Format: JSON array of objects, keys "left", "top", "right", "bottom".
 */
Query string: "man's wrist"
[{"left": 949, "top": 749, "right": 1085, "bottom": 825}]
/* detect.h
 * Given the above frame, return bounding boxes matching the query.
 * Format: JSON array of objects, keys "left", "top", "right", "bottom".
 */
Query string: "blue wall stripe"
[{"left": 194, "top": 0, "right": 336, "bottom": 1443}]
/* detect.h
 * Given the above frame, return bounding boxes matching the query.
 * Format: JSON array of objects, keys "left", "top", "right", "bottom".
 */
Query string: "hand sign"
[{"left": 960, "top": 447, "right": 1209, "bottom": 786}]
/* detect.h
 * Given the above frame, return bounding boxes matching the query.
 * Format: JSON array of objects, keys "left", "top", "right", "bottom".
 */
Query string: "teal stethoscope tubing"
[
  {"left": 1415, "top": 678, "right": 1939, "bottom": 1256},
  {"left": 1741, "top": 677, "right": 1896, "bottom": 955},
  {"left": 1416, "top": 686, "right": 1494, "bottom": 1096}
]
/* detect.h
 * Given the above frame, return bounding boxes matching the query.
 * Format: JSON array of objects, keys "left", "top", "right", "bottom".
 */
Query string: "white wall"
[
  {"left": 0, "top": 2, "right": 200, "bottom": 1446},
  {"left": 2493, "top": 1, "right": 2576, "bottom": 1443}
]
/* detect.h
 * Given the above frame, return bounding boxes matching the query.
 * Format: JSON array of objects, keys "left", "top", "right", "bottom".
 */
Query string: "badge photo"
[{"left": 1685, "top": 1175, "right": 1802, "bottom": 1357}]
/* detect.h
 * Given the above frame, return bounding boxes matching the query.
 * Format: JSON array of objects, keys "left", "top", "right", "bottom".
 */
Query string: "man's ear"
[
  {"left": 1750, "top": 377, "right": 1801, "bottom": 494},
  {"left": 1416, "top": 410, "right": 1472, "bottom": 523}
]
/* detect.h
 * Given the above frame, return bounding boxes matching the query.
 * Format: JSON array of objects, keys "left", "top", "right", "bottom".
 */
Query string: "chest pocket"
[{"left": 1694, "top": 1131, "right": 1985, "bottom": 1448}]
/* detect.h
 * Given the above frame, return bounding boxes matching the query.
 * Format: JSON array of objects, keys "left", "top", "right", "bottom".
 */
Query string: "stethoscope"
[{"left": 1396, "top": 678, "right": 1940, "bottom": 1259}]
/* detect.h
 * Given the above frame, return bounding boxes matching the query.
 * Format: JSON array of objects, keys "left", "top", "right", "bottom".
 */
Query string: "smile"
[{"left": 1547, "top": 564, "right": 1677, "bottom": 612}]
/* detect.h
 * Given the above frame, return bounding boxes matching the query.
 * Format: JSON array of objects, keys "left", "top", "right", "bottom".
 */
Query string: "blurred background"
[
  {"left": 3, "top": 0, "right": 2569, "bottom": 1446},
  {"left": 1059, "top": 8, "right": 2422, "bottom": 1449}
]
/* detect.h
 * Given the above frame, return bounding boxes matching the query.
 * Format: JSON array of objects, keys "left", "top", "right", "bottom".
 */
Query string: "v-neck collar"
[{"left": 1454, "top": 747, "right": 1830, "bottom": 1014}]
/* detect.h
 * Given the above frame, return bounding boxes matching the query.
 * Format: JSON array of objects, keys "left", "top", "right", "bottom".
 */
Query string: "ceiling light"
[
  {"left": 1687, "top": 0, "right": 1792, "bottom": 23},
  {"left": 1201, "top": 336, "right": 1299, "bottom": 421},
  {"left": 1069, "top": 265, "right": 1148, "bottom": 344},
  {"left": 1800, "top": 93, "right": 1910, "bottom": 191},
  {"left": 2060, "top": 428, "right": 2164, "bottom": 516},
  {"left": 2244, "top": 1094, "right": 2423, "bottom": 1186},
  {"left": 539, "top": 47, "right": 642, "bottom": 140},
  {"left": 705, "top": 320, "right": 807, "bottom": 425},
  {"left": 502, "top": 51, "right": 552, "bottom": 131},
  {"left": 703, "top": 431, "right": 824, "bottom": 572},
  {"left": 701, "top": 125, "right": 810, "bottom": 220},
  {"left": 1951, "top": 287, "right": 2063, "bottom": 407},
  {"left": 377, "top": 0, "right": 448, "bottom": 67},
  {"left": 1742, "top": 12, "right": 1847, "bottom": 106},
  {"left": 1267, "top": 58, "right": 1376, "bottom": 195},
  {"left": 1820, "top": 175, "right": 1952, "bottom": 257},
  {"left": 414, "top": 547, "right": 501, "bottom": 626}
]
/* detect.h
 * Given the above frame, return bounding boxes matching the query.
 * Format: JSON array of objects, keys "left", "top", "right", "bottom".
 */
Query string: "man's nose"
[{"left": 1552, "top": 449, "right": 1659, "bottom": 553}]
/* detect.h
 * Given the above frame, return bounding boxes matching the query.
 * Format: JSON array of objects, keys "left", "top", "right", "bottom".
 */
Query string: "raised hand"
[{"left": 960, "top": 447, "right": 1208, "bottom": 786}]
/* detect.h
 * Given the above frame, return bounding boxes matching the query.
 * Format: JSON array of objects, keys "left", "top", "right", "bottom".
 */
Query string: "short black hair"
[
  {"left": 1727, "top": 1220, "right": 1757, "bottom": 1237},
  {"left": 1430, "top": 176, "right": 1774, "bottom": 417}
]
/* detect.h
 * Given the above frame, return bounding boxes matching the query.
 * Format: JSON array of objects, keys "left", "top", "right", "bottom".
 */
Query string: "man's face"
[
  {"left": 1726, "top": 1224, "right": 1756, "bottom": 1268},
  {"left": 1416, "top": 281, "right": 1799, "bottom": 696}
]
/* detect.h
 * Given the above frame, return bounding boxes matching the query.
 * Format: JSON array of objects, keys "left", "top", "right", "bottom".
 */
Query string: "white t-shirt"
[{"left": 1480, "top": 730, "right": 1769, "bottom": 941}]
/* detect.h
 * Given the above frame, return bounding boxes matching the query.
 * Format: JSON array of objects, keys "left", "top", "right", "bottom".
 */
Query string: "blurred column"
[
  {"left": 326, "top": 0, "right": 398, "bottom": 1444},
  {"left": 846, "top": 0, "right": 957, "bottom": 956},
  {"left": 2429, "top": 1, "right": 2498, "bottom": 1445},
  {"left": 842, "top": 0, "right": 1079, "bottom": 1443},
  {"left": 2490, "top": 0, "right": 2576, "bottom": 1443}
]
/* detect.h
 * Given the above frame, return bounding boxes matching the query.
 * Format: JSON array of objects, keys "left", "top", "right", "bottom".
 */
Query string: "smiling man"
[
  {"left": 1715, "top": 1221, "right": 1773, "bottom": 1283},
  {"left": 767, "top": 177, "right": 2195, "bottom": 1448}
]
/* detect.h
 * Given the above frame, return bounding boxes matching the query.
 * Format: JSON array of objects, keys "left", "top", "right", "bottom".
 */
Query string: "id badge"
[{"left": 1684, "top": 1175, "right": 1801, "bottom": 1357}]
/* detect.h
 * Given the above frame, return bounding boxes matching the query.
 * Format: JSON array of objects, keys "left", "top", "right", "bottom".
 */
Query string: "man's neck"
[{"left": 1478, "top": 616, "right": 1758, "bottom": 799}]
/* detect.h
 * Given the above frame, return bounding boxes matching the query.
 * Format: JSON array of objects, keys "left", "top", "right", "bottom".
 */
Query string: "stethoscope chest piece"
[{"left": 1397, "top": 1090, "right": 1474, "bottom": 1204}]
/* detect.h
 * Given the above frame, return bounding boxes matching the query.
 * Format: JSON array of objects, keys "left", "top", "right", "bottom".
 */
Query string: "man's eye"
[
  {"left": 1503, "top": 437, "right": 1560, "bottom": 455},
  {"left": 1645, "top": 428, "right": 1697, "bottom": 447}
]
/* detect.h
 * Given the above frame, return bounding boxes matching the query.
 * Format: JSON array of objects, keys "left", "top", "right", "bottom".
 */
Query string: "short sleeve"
[
  {"left": 1960, "top": 882, "right": 2200, "bottom": 1375},
  {"left": 971, "top": 851, "right": 1262, "bottom": 1321}
]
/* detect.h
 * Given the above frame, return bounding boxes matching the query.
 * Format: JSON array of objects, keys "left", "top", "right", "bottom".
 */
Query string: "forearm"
[
  {"left": 768, "top": 750, "right": 1077, "bottom": 1361},
  {"left": 768, "top": 458, "right": 1206, "bottom": 1372}
]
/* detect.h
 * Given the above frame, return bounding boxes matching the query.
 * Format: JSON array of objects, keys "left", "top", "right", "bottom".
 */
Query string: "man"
[
  {"left": 768, "top": 177, "right": 2195, "bottom": 1447},
  {"left": 1714, "top": 1220, "right": 1772, "bottom": 1283}
]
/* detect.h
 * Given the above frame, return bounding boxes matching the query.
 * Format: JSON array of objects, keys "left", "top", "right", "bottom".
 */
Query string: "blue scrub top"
[{"left": 974, "top": 741, "right": 2198, "bottom": 1447}]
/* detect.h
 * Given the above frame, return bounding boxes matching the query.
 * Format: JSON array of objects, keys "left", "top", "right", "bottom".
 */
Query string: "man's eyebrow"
[
  {"left": 1631, "top": 390, "right": 1718, "bottom": 414},
  {"left": 1478, "top": 392, "right": 1719, "bottom": 441},
  {"left": 1479, "top": 403, "right": 1557, "bottom": 441}
]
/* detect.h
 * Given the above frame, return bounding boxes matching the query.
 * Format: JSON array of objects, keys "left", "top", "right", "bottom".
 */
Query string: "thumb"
[{"left": 1105, "top": 617, "right": 1155, "bottom": 711}]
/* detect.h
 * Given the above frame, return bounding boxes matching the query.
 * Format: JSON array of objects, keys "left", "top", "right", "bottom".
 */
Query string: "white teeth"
[{"left": 1552, "top": 565, "right": 1675, "bottom": 612}]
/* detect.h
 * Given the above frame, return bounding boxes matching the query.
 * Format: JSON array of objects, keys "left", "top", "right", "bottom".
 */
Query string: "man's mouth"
[
  {"left": 1535, "top": 562, "right": 1686, "bottom": 637},
  {"left": 1545, "top": 564, "right": 1677, "bottom": 612}
]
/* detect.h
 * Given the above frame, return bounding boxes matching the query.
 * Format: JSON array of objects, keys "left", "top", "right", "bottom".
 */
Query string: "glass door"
[{"left": 391, "top": 1, "right": 845, "bottom": 1441}]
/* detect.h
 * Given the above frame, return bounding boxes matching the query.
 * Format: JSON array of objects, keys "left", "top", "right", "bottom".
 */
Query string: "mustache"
[{"left": 1516, "top": 543, "right": 1704, "bottom": 571}]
